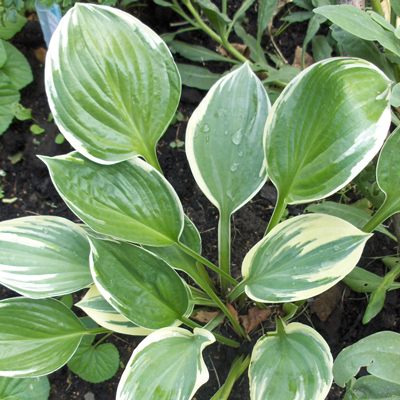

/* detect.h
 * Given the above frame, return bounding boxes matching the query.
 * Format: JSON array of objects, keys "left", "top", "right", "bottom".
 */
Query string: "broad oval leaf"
[
  {"left": 76, "top": 284, "right": 154, "bottom": 336},
  {"left": 241, "top": 214, "right": 370, "bottom": 303},
  {"left": 375, "top": 126, "right": 400, "bottom": 220},
  {"left": 344, "top": 376, "right": 400, "bottom": 400},
  {"left": 68, "top": 334, "right": 119, "bottom": 383},
  {"left": 117, "top": 327, "right": 215, "bottom": 400},
  {"left": 186, "top": 62, "right": 270, "bottom": 215},
  {"left": 45, "top": 3, "right": 180, "bottom": 165},
  {"left": 41, "top": 152, "right": 184, "bottom": 246},
  {"left": 0, "top": 376, "right": 50, "bottom": 400},
  {"left": 177, "top": 64, "right": 222, "bottom": 91},
  {"left": 0, "top": 216, "right": 92, "bottom": 298},
  {"left": 305, "top": 202, "right": 396, "bottom": 240},
  {"left": 0, "top": 297, "right": 90, "bottom": 377},
  {"left": 89, "top": 238, "right": 191, "bottom": 330},
  {"left": 343, "top": 267, "right": 400, "bottom": 293},
  {"left": 249, "top": 320, "right": 333, "bottom": 400},
  {"left": 333, "top": 331, "right": 400, "bottom": 387},
  {"left": 196, "top": 0, "right": 231, "bottom": 37},
  {"left": 330, "top": 26, "right": 396, "bottom": 82},
  {"left": 265, "top": 58, "right": 391, "bottom": 205},
  {"left": 314, "top": 6, "right": 400, "bottom": 56}
]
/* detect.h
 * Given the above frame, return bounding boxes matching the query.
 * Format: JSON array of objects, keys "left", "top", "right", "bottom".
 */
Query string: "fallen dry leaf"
[
  {"left": 292, "top": 46, "right": 315, "bottom": 71},
  {"left": 226, "top": 302, "right": 239, "bottom": 321},
  {"left": 217, "top": 43, "right": 250, "bottom": 60},
  {"left": 34, "top": 48, "right": 47, "bottom": 64},
  {"left": 191, "top": 310, "right": 219, "bottom": 324},
  {"left": 239, "top": 306, "right": 272, "bottom": 335},
  {"left": 312, "top": 282, "right": 348, "bottom": 322}
]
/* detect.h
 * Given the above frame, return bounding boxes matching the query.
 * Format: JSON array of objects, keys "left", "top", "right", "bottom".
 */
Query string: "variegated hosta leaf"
[
  {"left": 0, "top": 376, "right": 50, "bottom": 400},
  {"left": 249, "top": 320, "right": 333, "bottom": 400},
  {"left": 333, "top": 331, "right": 400, "bottom": 387},
  {"left": 186, "top": 62, "right": 270, "bottom": 216},
  {"left": 0, "top": 216, "right": 92, "bottom": 298},
  {"left": 117, "top": 327, "right": 215, "bottom": 400},
  {"left": 41, "top": 152, "right": 184, "bottom": 247},
  {"left": 241, "top": 214, "right": 370, "bottom": 303},
  {"left": 45, "top": 3, "right": 180, "bottom": 165},
  {"left": 0, "top": 298, "right": 91, "bottom": 377},
  {"left": 375, "top": 126, "right": 400, "bottom": 221},
  {"left": 265, "top": 57, "right": 391, "bottom": 205},
  {"left": 143, "top": 215, "right": 202, "bottom": 282},
  {"left": 76, "top": 285, "right": 154, "bottom": 336},
  {"left": 89, "top": 238, "right": 191, "bottom": 330}
]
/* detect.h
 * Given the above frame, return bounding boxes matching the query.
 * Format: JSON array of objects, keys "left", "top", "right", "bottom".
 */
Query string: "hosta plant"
[{"left": 0, "top": 4, "right": 399, "bottom": 399}]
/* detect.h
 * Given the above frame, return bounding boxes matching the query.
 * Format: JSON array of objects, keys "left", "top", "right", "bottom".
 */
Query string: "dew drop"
[
  {"left": 203, "top": 124, "right": 210, "bottom": 133},
  {"left": 238, "top": 151, "right": 243, "bottom": 157},
  {"left": 206, "top": 135, "right": 210, "bottom": 143},
  {"left": 194, "top": 130, "right": 199, "bottom": 138},
  {"left": 333, "top": 245, "right": 340, "bottom": 252},
  {"left": 226, "top": 189, "right": 233, "bottom": 200},
  {"left": 230, "top": 162, "right": 239, "bottom": 172},
  {"left": 224, "top": 130, "right": 229, "bottom": 135},
  {"left": 231, "top": 129, "right": 243, "bottom": 145}
]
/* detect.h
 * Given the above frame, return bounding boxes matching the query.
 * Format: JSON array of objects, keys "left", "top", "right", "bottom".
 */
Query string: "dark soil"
[{"left": 0, "top": 3, "right": 399, "bottom": 400}]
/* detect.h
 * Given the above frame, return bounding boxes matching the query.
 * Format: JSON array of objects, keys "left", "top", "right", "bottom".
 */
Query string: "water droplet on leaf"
[
  {"left": 232, "top": 129, "right": 243, "bottom": 145},
  {"left": 230, "top": 162, "right": 239, "bottom": 172}
]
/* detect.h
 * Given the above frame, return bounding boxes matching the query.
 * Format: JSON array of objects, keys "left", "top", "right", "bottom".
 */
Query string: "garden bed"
[{"left": 0, "top": 2, "right": 399, "bottom": 400}]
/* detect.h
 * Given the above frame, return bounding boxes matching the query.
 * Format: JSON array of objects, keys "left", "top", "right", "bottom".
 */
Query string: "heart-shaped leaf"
[
  {"left": 249, "top": 320, "right": 333, "bottom": 400},
  {"left": 0, "top": 297, "right": 93, "bottom": 377},
  {"left": 45, "top": 3, "right": 180, "bottom": 166},
  {"left": 0, "top": 40, "right": 6, "bottom": 69},
  {"left": 0, "top": 74, "right": 19, "bottom": 134},
  {"left": 0, "top": 14, "right": 27, "bottom": 40},
  {"left": 237, "top": 214, "right": 370, "bottom": 303},
  {"left": 265, "top": 58, "right": 391, "bottom": 206},
  {"left": 0, "top": 376, "right": 50, "bottom": 400},
  {"left": 186, "top": 62, "right": 270, "bottom": 216},
  {"left": 117, "top": 327, "right": 215, "bottom": 400},
  {"left": 89, "top": 238, "right": 191, "bottom": 330},
  {"left": 0, "top": 216, "right": 92, "bottom": 298},
  {"left": 68, "top": 334, "right": 119, "bottom": 383},
  {"left": 334, "top": 331, "right": 400, "bottom": 387},
  {"left": 76, "top": 285, "right": 154, "bottom": 336},
  {"left": 41, "top": 152, "right": 184, "bottom": 246},
  {"left": 0, "top": 41, "right": 33, "bottom": 90}
]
